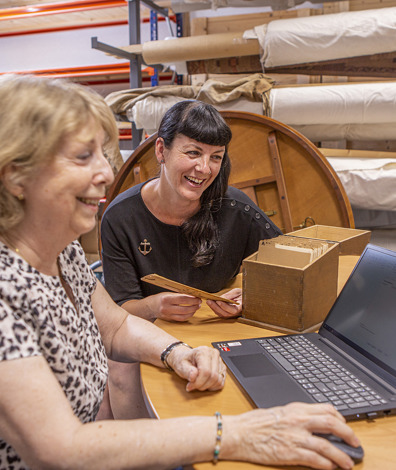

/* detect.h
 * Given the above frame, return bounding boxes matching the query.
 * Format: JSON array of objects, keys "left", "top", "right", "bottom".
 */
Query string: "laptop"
[{"left": 212, "top": 243, "right": 396, "bottom": 421}]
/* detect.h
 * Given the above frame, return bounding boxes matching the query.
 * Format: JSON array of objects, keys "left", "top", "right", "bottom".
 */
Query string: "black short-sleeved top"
[
  {"left": 0, "top": 241, "right": 108, "bottom": 470},
  {"left": 101, "top": 181, "right": 281, "bottom": 305}
]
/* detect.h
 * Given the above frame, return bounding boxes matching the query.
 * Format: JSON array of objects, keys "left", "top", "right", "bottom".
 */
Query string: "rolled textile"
[
  {"left": 249, "top": 7, "right": 396, "bottom": 68},
  {"left": 270, "top": 82, "right": 396, "bottom": 141},
  {"left": 326, "top": 156, "right": 396, "bottom": 212},
  {"left": 120, "top": 31, "right": 260, "bottom": 65},
  {"left": 323, "top": 150, "right": 396, "bottom": 213},
  {"left": 270, "top": 82, "right": 396, "bottom": 125}
]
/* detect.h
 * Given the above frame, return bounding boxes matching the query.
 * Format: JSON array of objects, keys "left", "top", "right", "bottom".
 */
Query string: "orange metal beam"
[
  {"left": 0, "top": 20, "right": 128, "bottom": 37},
  {"left": 0, "top": 0, "right": 126, "bottom": 20},
  {"left": 0, "top": 62, "right": 130, "bottom": 78},
  {"left": 0, "top": 63, "right": 173, "bottom": 83}
]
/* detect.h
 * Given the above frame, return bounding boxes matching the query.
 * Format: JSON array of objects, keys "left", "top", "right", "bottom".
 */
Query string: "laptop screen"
[{"left": 321, "top": 244, "right": 396, "bottom": 377}]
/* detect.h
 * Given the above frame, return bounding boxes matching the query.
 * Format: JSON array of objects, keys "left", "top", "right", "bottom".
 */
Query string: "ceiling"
[
  {"left": 0, "top": 0, "right": 363, "bottom": 36},
  {"left": 0, "top": 0, "right": 167, "bottom": 36}
]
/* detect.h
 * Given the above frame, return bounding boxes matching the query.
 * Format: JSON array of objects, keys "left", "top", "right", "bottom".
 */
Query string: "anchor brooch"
[{"left": 138, "top": 239, "right": 152, "bottom": 256}]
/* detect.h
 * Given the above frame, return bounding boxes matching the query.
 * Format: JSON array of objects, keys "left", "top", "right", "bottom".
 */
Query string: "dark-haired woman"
[{"left": 100, "top": 100, "right": 281, "bottom": 419}]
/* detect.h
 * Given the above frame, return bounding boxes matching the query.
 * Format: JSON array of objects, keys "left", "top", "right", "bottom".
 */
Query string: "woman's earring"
[
  {"left": 160, "top": 159, "right": 165, "bottom": 164},
  {"left": 17, "top": 194, "right": 24, "bottom": 201}
]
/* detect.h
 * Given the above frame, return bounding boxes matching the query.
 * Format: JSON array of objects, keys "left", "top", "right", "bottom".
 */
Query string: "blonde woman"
[{"left": 0, "top": 75, "right": 359, "bottom": 470}]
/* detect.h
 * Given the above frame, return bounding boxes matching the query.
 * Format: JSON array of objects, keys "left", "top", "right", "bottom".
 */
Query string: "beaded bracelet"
[
  {"left": 213, "top": 411, "right": 223, "bottom": 464},
  {"left": 160, "top": 341, "right": 192, "bottom": 371}
]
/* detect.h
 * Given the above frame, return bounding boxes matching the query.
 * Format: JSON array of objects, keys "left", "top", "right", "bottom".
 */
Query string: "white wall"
[{"left": 0, "top": 20, "right": 172, "bottom": 74}]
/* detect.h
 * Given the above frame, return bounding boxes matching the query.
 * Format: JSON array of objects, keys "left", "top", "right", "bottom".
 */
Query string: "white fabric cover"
[
  {"left": 326, "top": 156, "right": 396, "bottom": 212},
  {"left": 127, "top": 95, "right": 186, "bottom": 135},
  {"left": 126, "top": 95, "right": 263, "bottom": 135},
  {"left": 270, "top": 82, "right": 396, "bottom": 141},
  {"left": 249, "top": 7, "right": 396, "bottom": 68}
]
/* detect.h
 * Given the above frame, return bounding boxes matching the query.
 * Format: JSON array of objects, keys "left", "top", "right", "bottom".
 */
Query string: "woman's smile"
[
  {"left": 184, "top": 175, "right": 206, "bottom": 187},
  {"left": 76, "top": 196, "right": 102, "bottom": 209}
]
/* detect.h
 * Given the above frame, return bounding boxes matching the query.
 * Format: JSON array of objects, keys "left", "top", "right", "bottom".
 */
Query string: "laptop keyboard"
[{"left": 257, "top": 336, "right": 388, "bottom": 411}]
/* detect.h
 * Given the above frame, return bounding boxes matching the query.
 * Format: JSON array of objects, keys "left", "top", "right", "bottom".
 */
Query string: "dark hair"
[{"left": 158, "top": 100, "right": 232, "bottom": 267}]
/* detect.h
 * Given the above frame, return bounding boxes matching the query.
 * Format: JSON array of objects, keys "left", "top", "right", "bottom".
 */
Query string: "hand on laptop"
[{"left": 221, "top": 402, "right": 360, "bottom": 469}]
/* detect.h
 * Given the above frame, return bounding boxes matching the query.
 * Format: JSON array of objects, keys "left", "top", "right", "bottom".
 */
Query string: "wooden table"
[{"left": 141, "top": 256, "right": 396, "bottom": 469}]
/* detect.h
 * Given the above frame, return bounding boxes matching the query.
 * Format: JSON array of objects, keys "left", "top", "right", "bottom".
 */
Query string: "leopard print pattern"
[{"left": 0, "top": 241, "right": 108, "bottom": 469}]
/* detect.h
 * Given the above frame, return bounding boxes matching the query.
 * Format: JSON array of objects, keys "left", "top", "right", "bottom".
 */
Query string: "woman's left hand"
[
  {"left": 206, "top": 288, "right": 242, "bottom": 318},
  {"left": 166, "top": 344, "right": 226, "bottom": 392}
]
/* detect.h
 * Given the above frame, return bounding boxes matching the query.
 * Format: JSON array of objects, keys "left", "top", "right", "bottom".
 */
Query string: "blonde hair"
[{"left": 0, "top": 74, "right": 120, "bottom": 234}]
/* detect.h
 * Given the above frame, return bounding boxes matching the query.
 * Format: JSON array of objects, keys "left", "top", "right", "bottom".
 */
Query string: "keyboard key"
[
  {"left": 308, "top": 378, "right": 320, "bottom": 383},
  {"left": 312, "top": 393, "right": 327, "bottom": 402},
  {"left": 297, "top": 379, "right": 309, "bottom": 384},
  {"left": 369, "top": 400, "right": 381, "bottom": 405},
  {"left": 349, "top": 401, "right": 370, "bottom": 408},
  {"left": 347, "top": 381, "right": 359, "bottom": 388},
  {"left": 355, "top": 397, "right": 367, "bottom": 402},
  {"left": 290, "top": 372, "right": 303, "bottom": 378},
  {"left": 269, "top": 352, "right": 295, "bottom": 371},
  {"left": 334, "top": 404, "right": 350, "bottom": 411},
  {"left": 316, "top": 384, "right": 330, "bottom": 393},
  {"left": 332, "top": 400, "right": 344, "bottom": 406},
  {"left": 328, "top": 383, "right": 349, "bottom": 391}
]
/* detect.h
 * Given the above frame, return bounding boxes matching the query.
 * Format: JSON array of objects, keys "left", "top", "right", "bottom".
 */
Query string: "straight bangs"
[{"left": 178, "top": 103, "right": 232, "bottom": 148}]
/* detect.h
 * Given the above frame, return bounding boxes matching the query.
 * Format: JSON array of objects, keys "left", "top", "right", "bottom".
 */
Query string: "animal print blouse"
[{"left": 0, "top": 241, "right": 108, "bottom": 470}]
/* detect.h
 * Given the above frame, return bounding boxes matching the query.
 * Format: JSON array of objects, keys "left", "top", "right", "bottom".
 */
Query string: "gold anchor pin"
[{"left": 138, "top": 239, "right": 152, "bottom": 256}]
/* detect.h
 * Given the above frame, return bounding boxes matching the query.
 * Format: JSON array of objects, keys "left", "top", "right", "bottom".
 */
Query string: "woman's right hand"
[
  {"left": 223, "top": 403, "right": 360, "bottom": 469},
  {"left": 148, "top": 292, "right": 202, "bottom": 322}
]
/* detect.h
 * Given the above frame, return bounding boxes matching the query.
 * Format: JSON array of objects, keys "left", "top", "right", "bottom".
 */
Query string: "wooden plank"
[
  {"left": 187, "top": 55, "right": 262, "bottom": 75},
  {"left": 190, "top": 8, "right": 312, "bottom": 36},
  {"left": 190, "top": 16, "right": 208, "bottom": 36},
  {"left": 187, "top": 50, "right": 396, "bottom": 78},
  {"left": 348, "top": 0, "right": 396, "bottom": 10},
  {"left": 267, "top": 132, "right": 294, "bottom": 234},
  {"left": 265, "top": 51, "right": 396, "bottom": 78},
  {"left": 323, "top": 0, "right": 350, "bottom": 13}
]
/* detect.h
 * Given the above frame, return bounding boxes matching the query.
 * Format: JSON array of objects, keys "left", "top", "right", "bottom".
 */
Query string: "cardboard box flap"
[{"left": 288, "top": 225, "right": 371, "bottom": 256}]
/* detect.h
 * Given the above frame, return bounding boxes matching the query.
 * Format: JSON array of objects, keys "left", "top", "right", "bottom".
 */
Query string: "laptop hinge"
[{"left": 320, "top": 337, "right": 396, "bottom": 394}]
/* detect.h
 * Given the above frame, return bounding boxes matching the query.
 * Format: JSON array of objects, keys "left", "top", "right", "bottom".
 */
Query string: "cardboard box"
[
  {"left": 241, "top": 235, "right": 339, "bottom": 333},
  {"left": 288, "top": 225, "right": 371, "bottom": 256}
]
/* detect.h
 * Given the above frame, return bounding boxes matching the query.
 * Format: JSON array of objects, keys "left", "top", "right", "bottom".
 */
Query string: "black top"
[{"left": 101, "top": 181, "right": 281, "bottom": 305}]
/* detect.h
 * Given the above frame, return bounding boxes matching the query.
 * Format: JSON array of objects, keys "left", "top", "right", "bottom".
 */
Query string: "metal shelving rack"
[{"left": 91, "top": 0, "right": 176, "bottom": 148}]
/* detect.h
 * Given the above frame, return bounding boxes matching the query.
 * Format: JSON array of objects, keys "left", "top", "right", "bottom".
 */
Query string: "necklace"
[
  {"left": 1, "top": 235, "right": 60, "bottom": 277},
  {"left": 0, "top": 235, "right": 20, "bottom": 255}
]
